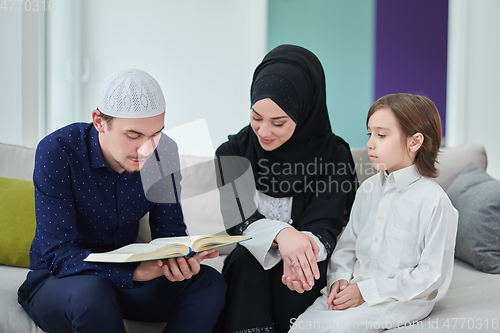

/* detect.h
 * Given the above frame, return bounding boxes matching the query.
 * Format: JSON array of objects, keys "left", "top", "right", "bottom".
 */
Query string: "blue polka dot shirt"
[{"left": 29, "top": 123, "right": 186, "bottom": 289}]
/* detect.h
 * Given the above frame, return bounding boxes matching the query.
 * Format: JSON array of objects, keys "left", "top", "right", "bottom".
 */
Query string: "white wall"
[
  {"left": 0, "top": 9, "right": 41, "bottom": 148},
  {"left": 6, "top": 0, "right": 499, "bottom": 170},
  {"left": 48, "top": 0, "right": 267, "bottom": 157},
  {"left": 0, "top": 10, "right": 23, "bottom": 146},
  {"left": 2, "top": 0, "right": 267, "bottom": 154},
  {"left": 22, "top": 8, "right": 41, "bottom": 148},
  {"left": 45, "top": 1, "right": 81, "bottom": 134},
  {"left": 447, "top": 0, "right": 500, "bottom": 179}
]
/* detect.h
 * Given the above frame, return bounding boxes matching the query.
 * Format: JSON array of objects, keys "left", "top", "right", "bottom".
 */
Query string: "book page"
[
  {"left": 84, "top": 243, "right": 167, "bottom": 262},
  {"left": 192, "top": 235, "right": 249, "bottom": 252},
  {"left": 105, "top": 242, "right": 165, "bottom": 255},
  {"left": 149, "top": 235, "right": 201, "bottom": 247},
  {"left": 84, "top": 241, "right": 191, "bottom": 263}
]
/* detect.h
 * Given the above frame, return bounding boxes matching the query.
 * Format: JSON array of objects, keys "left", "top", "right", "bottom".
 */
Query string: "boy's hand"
[
  {"left": 326, "top": 279, "right": 348, "bottom": 310},
  {"left": 331, "top": 283, "right": 365, "bottom": 310}
]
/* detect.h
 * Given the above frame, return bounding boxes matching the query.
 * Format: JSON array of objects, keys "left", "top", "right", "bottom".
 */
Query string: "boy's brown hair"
[{"left": 367, "top": 93, "right": 442, "bottom": 178}]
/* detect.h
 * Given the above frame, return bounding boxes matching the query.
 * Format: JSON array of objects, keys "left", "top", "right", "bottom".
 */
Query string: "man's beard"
[{"left": 116, "top": 160, "right": 141, "bottom": 174}]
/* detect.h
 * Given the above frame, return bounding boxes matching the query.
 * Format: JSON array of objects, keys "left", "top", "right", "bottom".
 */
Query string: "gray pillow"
[{"left": 446, "top": 164, "right": 500, "bottom": 274}]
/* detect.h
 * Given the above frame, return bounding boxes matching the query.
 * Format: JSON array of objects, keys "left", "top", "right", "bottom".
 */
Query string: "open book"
[{"left": 84, "top": 235, "right": 249, "bottom": 263}]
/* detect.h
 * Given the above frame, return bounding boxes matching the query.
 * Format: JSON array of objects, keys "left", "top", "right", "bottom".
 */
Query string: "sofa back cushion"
[
  {"left": 178, "top": 156, "right": 225, "bottom": 236},
  {"left": 446, "top": 164, "right": 500, "bottom": 273},
  {"left": 350, "top": 144, "right": 487, "bottom": 190},
  {"left": 1, "top": 142, "right": 488, "bottom": 257},
  {"left": 0, "top": 143, "right": 35, "bottom": 181},
  {"left": 435, "top": 143, "right": 487, "bottom": 190},
  {"left": 350, "top": 147, "right": 377, "bottom": 185}
]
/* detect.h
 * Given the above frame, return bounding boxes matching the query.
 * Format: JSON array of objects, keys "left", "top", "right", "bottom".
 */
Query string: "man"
[{"left": 18, "top": 69, "right": 226, "bottom": 333}]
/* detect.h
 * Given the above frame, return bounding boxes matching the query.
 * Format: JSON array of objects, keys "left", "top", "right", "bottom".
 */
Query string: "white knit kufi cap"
[{"left": 98, "top": 69, "right": 166, "bottom": 118}]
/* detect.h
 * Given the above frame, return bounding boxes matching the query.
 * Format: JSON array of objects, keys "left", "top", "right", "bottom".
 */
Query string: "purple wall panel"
[{"left": 375, "top": 0, "right": 448, "bottom": 136}]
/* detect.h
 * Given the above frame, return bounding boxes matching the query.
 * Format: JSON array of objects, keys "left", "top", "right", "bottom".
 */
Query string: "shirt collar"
[
  {"left": 380, "top": 164, "right": 421, "bottom": 192},
  {"left": 89, "top": 125, "right": 108, "bottom": 169}
]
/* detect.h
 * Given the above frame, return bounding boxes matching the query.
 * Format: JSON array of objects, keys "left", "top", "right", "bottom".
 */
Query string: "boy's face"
[
  {"left": 366, "top": 107, "right": 414, "bottom": 174},
  {"left": 94, "top": 111, "right": 165, "bottom": 174}
]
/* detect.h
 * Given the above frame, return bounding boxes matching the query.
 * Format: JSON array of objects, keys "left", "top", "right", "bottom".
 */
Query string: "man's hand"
[
  {"left": 275, "top": 227, "right": 320, "bottom": 288},
  {"left": 161, "top": 249, "right": 219, "bottom": 282},
  {"left": 133, "top": 259, "right": 165, "bottom": 282},
  {"left": 328, "top": 281, "right": 365, "bottom": 310},
  {"left": 133, "top": 249, "right": 219, "bottom": 282}
]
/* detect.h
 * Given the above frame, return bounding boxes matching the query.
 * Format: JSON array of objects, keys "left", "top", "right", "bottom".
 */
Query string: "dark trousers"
[
  {"left": 19, "top": 265, "right": 226, "bottom": 333},
  {"left": 213, "top": 245, "right": 327, "bottom": 333}
]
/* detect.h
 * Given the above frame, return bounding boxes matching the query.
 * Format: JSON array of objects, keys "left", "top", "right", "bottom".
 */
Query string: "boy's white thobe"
[{"left": 290, "top": 165, "right": 458, "bottom": 332}]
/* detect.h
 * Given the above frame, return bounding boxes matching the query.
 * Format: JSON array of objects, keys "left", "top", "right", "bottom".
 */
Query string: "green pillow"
[{"left": 0, "top": 177, "right": 36, "bottom": 268}]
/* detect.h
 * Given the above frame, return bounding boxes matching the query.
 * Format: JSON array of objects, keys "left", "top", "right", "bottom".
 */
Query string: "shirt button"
[{"left": 378, "top": 216, "right": 383, "bottom": 220}]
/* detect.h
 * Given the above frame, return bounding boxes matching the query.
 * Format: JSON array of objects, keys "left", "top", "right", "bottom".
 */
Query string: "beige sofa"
[{"left": 1, "top": 142, "right": 499, "bottom": 333}]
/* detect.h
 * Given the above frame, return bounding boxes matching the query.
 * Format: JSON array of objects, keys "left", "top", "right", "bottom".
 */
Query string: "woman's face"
[{"left": 250, "top": 98, "right": 297, "bottom": 151}]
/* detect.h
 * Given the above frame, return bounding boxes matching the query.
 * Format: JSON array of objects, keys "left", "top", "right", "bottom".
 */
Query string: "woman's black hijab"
[{"left": 220, "top": 45, "right": 357, "bottom": 221}]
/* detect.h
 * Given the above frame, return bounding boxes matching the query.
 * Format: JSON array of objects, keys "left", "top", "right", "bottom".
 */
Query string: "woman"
[{"left": 214, "top": 44, "right": 357, "bottom": 333}]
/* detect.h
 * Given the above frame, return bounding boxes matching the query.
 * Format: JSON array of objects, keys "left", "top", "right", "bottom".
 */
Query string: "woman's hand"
[
  {"left": 281, "top": 260, "right": 313, "bottom": 293},
  {"left": 275, "top": 227, "right": 320, "bottom": 288}
]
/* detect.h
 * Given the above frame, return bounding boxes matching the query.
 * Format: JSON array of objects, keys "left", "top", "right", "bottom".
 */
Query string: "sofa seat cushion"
[
  {"left": 0, "top": 266, "right": 44, "bottom": 333},
  {"left": 389, "top": 259, "right": 500, "bottom": 332},
  {"left": 1, "top": 265, "right": 172, "bottom": 333}
]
